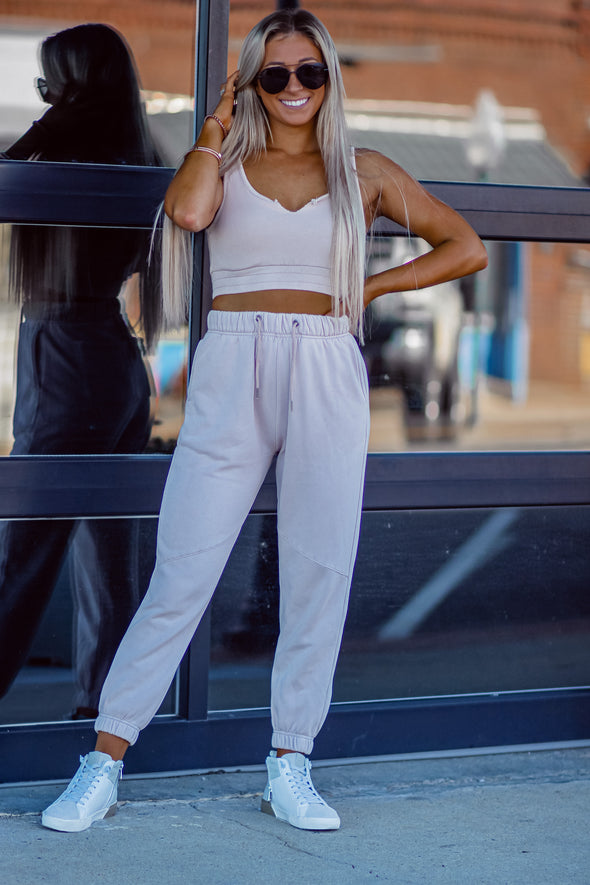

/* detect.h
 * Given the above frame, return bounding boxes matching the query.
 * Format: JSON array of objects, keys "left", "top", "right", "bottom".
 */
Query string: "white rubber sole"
[
  {"left": 41, "top": 802, "right": 117, "bottom": 833},
  {"left": 261, "top": 795, "right": 340, "bottom": 831}
]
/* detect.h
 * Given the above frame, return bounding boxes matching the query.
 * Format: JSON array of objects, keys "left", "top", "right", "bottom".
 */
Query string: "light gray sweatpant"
[{"left": 96, "top": 310, "right": 370, "bottom": 754}]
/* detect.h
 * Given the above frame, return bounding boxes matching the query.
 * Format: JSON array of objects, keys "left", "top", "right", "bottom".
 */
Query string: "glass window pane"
[
  {"left": 0, "top": 14, "right": 195, "bottom": 165},
  {"left": 208, "top": 507, "right": 590, "bottom": 712},
  {"left": 336, "top": 507, "right": 590, "bottom": 702},
  {"left": 365, "top": 239, "right": 590, "bottom": 452},
  {"left": 0, "top": 516, "right": 178, "bottom": 726},
  {"left": 0, "top": 223, "right": 187, "bottom": 456},
  {"left": 232, "top": 4, "right": 587, "bottom": 188},
  {"left": 209, "top": 515, "right": 277, "bottom": 712}
]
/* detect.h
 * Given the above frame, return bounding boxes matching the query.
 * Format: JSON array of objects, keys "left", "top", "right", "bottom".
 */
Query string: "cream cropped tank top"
[{"left": 207, "top": 163, "right": 333, "bottom": 298}]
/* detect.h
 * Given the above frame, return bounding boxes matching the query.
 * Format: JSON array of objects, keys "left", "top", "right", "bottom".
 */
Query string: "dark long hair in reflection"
[
  {"left": 0, "top": 24, "right": 163, "bottom": 715},
  {"left": 7, "top": 23, "right": 162, "bottom": 349}
]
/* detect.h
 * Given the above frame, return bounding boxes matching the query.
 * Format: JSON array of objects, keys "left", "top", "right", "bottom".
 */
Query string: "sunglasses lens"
[
  {"left": 258, "top": 67, "right": 289, "bottom": 94},
  {"left": 258, "top": 64, "right": 328, "bottom": 94},
  {"left": 297, "top": 64, "right": 328, "bottom": 89},
  {"left": 35, "top": 77, "right": 48, "bottom": 99}
]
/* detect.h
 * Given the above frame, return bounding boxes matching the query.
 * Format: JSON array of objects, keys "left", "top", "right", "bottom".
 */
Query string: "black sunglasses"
[
  {"left": 257, "top": 63, "right": 329, "bottom": 95},
  {"left": 35, "top": 77, "right": 49, "bottom": 101}
]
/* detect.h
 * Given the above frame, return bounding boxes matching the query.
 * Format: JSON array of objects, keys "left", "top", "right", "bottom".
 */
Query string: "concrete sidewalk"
[{"left": 1, "top": 745, "right": 589, "bottom": 885}]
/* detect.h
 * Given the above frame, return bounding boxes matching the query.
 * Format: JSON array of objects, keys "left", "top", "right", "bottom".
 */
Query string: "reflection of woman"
[
  {"left": 0, "top": 24, "right": 161, "bottom": 716},
  {"left": 43, "top": 9, "right": 487, "bottom": 833}
]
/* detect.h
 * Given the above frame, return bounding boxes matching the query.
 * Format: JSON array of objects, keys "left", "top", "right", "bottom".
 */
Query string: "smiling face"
[{"left": 255, "top": 32, "right": 326, "bottom": 131}]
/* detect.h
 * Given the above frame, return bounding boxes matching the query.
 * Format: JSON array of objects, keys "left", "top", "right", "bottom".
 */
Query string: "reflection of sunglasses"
[
  {"left": 257, "top": 63, "right": 329, "bottom": 94},
  {"left": 35, "top": 77, "right": 49, "bottom": 101}
]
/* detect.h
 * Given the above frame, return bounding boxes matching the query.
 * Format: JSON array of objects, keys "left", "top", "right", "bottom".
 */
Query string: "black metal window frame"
[{"left": 0, "top": 0, "right": 589, "bottom": 781}]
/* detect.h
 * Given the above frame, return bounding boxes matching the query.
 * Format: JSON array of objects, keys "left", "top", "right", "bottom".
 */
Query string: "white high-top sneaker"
[
  {"left": 262, "top": 751, "right": 340, "bottom": 830},
  {"left": 42, "top": 751, "right": 123, "bottom": 832}
]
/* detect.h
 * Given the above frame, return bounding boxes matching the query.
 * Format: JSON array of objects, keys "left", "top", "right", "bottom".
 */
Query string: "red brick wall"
[
  {"left": 1, "top": 0, "right": 588, "bottom": 172},
  {"left": 0, "top": 1, "right": 196, "bottom": 94},
  {"left": 529, "top": 243, "right": 590, "bottom": 386},
  {"left": 229, "top": 0, "right": 590, "bottom": 176},
  {"left": 2, "top": 0, "right": 588, "bottom": 385}
]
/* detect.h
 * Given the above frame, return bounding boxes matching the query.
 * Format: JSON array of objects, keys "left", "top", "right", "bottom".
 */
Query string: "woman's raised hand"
[
  {"left": 164, "top": 73, "right": 239, "bottom": 229},
  {"left": 212, "top": 70, "right": 239, "bottom": 136}
]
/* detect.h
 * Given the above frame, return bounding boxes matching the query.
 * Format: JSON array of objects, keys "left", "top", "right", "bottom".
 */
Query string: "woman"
[
  {"left": 42, "top": 9, "right": 487, "bottom": 833},
  {"left": 0, "top": 24, "right": 161, "bottom": 715}
]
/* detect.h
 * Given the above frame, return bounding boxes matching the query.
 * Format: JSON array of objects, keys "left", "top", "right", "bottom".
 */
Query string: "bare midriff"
[{"left": 212, "top": 289, "right": 333, "bottom": 315}]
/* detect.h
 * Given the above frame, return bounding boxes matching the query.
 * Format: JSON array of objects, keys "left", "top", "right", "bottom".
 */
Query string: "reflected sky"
[{"left": 0, "top": 29, "right": 52, "bottom": 144}]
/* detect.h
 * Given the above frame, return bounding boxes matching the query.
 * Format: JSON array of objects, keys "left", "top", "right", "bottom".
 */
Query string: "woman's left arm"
[{"left": 358, "top": 151, "right": 488, "bottom": 308}]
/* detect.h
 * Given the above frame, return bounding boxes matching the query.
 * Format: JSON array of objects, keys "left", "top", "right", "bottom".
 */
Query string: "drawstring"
[
  {"left": 289, "top": 319, "right": 300, "bottom": 411},
  {"left": 253, "top": 315, "right": 301, "bottom": 409},
  {"left": 254, "top": 314, "right": 262, "bottom": 398}
]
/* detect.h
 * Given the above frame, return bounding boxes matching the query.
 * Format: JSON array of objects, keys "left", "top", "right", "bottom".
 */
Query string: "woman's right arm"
[
  {"left": 164, "top": 71, "right": 238, "bottom": 232},
  {"left": 1, "top": 103, "right": 72, "bottom": 160}
]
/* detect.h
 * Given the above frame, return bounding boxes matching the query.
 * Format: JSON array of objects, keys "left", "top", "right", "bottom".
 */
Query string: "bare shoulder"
[
  {"left": 354, "top": 148, "right": 418, "bottom": 213},
  {"left": 354, "top": 148, "right": 486, "bottom": 253},
  {"left": 354, "top": 148, "right": 411, "bottom": 185}
]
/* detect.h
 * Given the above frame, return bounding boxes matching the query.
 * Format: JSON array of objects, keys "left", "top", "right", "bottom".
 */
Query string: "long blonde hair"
[{"left": 162, "top": 9, "right": 366, "bottom": 337}]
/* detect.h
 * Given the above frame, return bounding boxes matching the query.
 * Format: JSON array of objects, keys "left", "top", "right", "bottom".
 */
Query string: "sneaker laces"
[
  {"left": 60, "top": 756, "right": 113, "bottom": 807},
  {"left": 283, "top": 761, "right": 326, "bottom": 808}
]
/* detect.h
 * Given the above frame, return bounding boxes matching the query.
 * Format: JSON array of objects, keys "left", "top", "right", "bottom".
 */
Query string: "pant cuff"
[
  {"left": 271, "top": 730, "right": 314, "bottom": 756},
  {"left": 94, "top": 714, "right": 140, "bottom": 746}
]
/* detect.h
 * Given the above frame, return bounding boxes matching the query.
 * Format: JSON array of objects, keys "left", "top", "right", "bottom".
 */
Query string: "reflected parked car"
[{"left": 362, "top": 237, "right": 465, "bottom": 440}]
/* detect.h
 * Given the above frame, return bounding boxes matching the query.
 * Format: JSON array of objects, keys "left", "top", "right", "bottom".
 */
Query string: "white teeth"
[{"left": 281, "top": 98, "right": 308, "bottom": 107}]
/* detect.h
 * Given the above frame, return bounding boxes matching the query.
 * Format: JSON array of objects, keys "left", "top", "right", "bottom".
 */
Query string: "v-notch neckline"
[{"left": 239, "top": 164, "right": 328, "bottom": 214}]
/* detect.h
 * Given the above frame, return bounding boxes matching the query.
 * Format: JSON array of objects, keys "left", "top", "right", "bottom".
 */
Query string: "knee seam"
[
  {"left": 158, "top": 529, "right": 238, "bottom": 565},
  {"left": 277, "top": 530, "right": 348, "bottom": 577}
]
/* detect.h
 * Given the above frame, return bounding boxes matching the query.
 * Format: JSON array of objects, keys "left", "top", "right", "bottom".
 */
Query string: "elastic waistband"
[{"left": 207, "top": 310, "right": 349, "bottom": 338}]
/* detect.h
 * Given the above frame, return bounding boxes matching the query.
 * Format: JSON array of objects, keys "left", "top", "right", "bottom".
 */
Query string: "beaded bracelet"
[
  {"left": 187, "top": 145, "right": 222, "bottom": 165},
  {"left": 204, "top": 113, "right": 228, "bottom": 138}
]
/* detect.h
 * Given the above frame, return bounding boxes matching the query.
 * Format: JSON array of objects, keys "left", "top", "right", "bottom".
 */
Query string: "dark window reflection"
[
  {"left": 210, "top": 517, "right": 279, "bottom": 711},
  {"left": 336, "top": 507, "right": 590, "bottom": 702},
  {"left": 2, "top": 24, "right": 161, "bottom": 167},
  {"left": 0, "top": 25, "right": 172, "bottom": 721},
  {"left": 0, "top": 517, "right": 178, "bottom": 725},
  {"left": 208, "top": 508, "right": 590, "bottom": 712},
  {"left": 2, "top": 23, "right": 164, "bottom": 457},
  {"left": 7, "top": 225, "right": 158, "bottom": 454}
]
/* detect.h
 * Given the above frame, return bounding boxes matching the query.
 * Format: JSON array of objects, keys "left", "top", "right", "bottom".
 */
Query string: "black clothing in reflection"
[
  {"left": 0, "top": 286, "right": 155, "bottom": 714},
  {"left": 0, "top": 518, "right": 155, "bottom": 713},
  {"left": 0, "top": 23, "right": 162, "bottom": 715}
]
